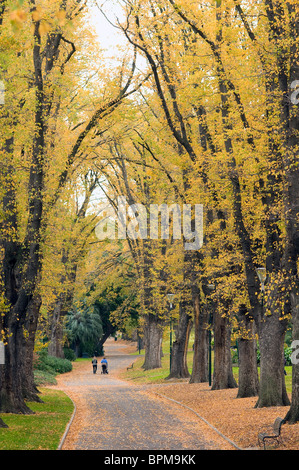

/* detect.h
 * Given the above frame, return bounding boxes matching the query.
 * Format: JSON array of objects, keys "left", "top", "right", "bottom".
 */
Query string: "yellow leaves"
[
  {"left": 8, "top": 4, "right": 65, "bottom": 34},
  {"left": 0, "top": 323, "right": 12, "bottom": 344},
  {"left": 38, "top": 20, "right": 51, "bottom": 35},
  {"left": 9, "top": 3, "right": 69, "bottom": 37},
  {"left": 56, "top": 9, "right": 67, "bottom": 26},
  {"left": 31, "top": 6, "right": 67, "bottom": 35},
  {"left": 31, "top": 4, "right": 65, "bottom": 23},
  {"left": 31, "top": 6, "right": 43, "bottom": 23},
  {"left": 10, "top": 8, "right": 27, "bottom": 24},
  {"left": 10, "top": 9, "right": 27, "bottom": 30},
  {"left": 0, "top": 293, "right": 10, "bottom": 318}
]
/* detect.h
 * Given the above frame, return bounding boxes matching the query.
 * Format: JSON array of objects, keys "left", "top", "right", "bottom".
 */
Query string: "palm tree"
[{"left": 66, "top": 302, "right": 103, "bottom": 357}]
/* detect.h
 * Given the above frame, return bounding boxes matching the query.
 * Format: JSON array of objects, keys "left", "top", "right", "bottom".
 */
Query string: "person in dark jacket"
[{"left": 92, "top": 356, "right": 98, "bottom": 374}]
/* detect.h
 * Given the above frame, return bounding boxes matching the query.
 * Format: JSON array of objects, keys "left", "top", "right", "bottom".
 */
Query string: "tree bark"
[
  {"left": 142, "top": 314, "right": 163, "bottom": 370},
  {"left": 212, "top": 311, "right": 237, "bottom": 390},
  {"left": 255, "top": 317, "right": 290, "bottom": 407},
  {"left": 48, "top": 300, "right": 65, "bottom": 358},
  {"left": 255, "top": 235, "right": 291, "bottom": 407},
  {"left": 141, "top": 236, "right": 163, "bottom": 370},
  {"left": 285, "top": 293, "right": 299, "bottom": 423},
  {"left": 22, "top": 294, "right": 43, "bottom": 402},
  {"left": 282, "top": 0, "right": 299, "bottom": 424},
  {"left": 190, "top": 291, "right": 209, "bottom": 383},
  {"left": 237, "top": 307, "right": 259, "bottom": 398},
  {"left": 0, "top": 322, "right": 34, "bottom": 414},
  {"left": 168, "top": 303, "right": 192, "bottom": 379}
]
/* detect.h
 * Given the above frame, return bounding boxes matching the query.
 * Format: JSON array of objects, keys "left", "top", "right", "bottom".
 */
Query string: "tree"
[
  {"left": 90, "top": 0, "right": 298, "bottom": 413},
  {"left": 0, "top": 0, "right": 147, "bottom": 420},
  {"left": 165, "top": 0, "right": 293, "bottom": 407},
  {"left": 237, "top": 305, "right": 259, "bottom": 398},
  {"left": 231, "top": 0, "right": 298, "bottom": 410},
  {"left": 66, "top": 301, "right": 103, "bottom": 358},
  {"left": 0, "top": 0, "right": 78, "bottom": 414},
  {"left": 1, "top": 0, "right": 297, "bottom": 427},
  {"left": 46, "top": 170, "right": 99, "bottom": 358}
]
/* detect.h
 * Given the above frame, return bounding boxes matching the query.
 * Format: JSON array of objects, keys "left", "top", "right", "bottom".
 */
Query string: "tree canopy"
[{"left": 0, "top": 0, "right": 298, "bottom": 427}]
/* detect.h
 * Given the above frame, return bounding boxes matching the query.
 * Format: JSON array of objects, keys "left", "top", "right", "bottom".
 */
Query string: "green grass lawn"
[
  {"left": 0, "top": 388, "right": 74, "bottom": 450},
  {"left": 124, "top": 346, "right": 195, "bottom": 384}
]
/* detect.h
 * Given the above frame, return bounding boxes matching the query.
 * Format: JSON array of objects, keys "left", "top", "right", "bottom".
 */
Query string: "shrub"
[
  {"left": 284, "top": 347, "right": 293, "bottom": 366},
  {"left": 231, "top": 347, "right": 239, "bottom": 364},
  {"left": 63, "top": 347, "right": 77, "bottom": 362},
  {"left": 35, "top": 350, "right": 72, "bottom": 375},
  {"left": 44, "top": 355, "right": 72, "bottom": 374}
]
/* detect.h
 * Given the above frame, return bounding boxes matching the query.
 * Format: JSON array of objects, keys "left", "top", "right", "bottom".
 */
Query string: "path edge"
[{"left": 57, "top": 394, "right": 77, "bottom": 450}]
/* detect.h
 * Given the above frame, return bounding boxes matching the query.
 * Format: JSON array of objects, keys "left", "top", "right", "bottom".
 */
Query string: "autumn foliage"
[{"left": 0, "top": 0, "right": 298, "bottom": 430}]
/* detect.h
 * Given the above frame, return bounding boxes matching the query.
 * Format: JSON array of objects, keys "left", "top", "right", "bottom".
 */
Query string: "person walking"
[
  {"left": 101, "top": 357, "right": 108, "bottom": 374},
  {"left": 92, "top": 356, "right": 98, "bottom": 374}
]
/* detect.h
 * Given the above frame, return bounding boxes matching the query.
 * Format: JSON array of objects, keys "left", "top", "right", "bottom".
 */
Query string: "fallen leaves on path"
[
  {"left": 148, "top": 383, "right": 299, "bottom": 450},
  {"left": 51, "top": 341, "right": 299, "bottom": 451}
]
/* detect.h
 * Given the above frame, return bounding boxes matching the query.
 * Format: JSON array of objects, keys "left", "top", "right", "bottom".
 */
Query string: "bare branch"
[{"left": 60, "top": 36, "right": 76, "bottom": 73}]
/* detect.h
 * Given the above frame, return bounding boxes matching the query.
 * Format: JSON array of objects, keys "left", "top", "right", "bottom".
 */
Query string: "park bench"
[
  {"left": 258, "top": 417, "right": 286, "bottom": 450},
  {"left": 127, "top": 363, "right": 134, "bottom": 371}
]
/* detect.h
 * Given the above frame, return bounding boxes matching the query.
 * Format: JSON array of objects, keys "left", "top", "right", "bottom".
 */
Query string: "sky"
[
  {"left": 87, "top": 0, "right": 148, "bottom": 75},
  {"left": 88, "top": 0, "right": 126, "bottom": 59}
]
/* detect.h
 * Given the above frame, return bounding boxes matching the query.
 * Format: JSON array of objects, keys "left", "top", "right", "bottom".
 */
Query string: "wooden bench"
[
  {"left": 127, "top": 363, "right": 134, "bottom": 371},
  {"left": 258, "top": 417, "right": 286, "bottom": 450}
]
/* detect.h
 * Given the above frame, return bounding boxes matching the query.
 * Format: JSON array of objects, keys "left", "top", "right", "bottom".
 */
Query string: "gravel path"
[{"left": 54, "top": 339, "right": 235, "bottom": 451}]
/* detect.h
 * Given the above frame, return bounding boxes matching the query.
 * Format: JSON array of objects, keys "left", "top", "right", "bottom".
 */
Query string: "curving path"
[{"left": 53, "top": 339, "right": 235, "bottom": 451}]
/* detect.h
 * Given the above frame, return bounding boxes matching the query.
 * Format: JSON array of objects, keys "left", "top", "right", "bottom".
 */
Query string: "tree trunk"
[
  {"left": 285, "top": 292, "right": 299, "bottom": 423},
  {"left": 0, "top": 19, "right": 46, "bottom": 415},
  {"left": 142, "top": 314, "right": 163, "bottom": 370},
  {"left": 98, "top": 322, "right": 117, "bottom": 356},
  {"left": 212, "top": 312, "right": 237, "bottom": 390},
  {"left": 0, "top": 417, "right": 8, "bottom": 428},
  {"left": 168, "top": 304, "right": 192, "bottom": 379},
  {"left": 0, "top": 321, "right": 34, "bottom": 414},
  {"left": 252, "top": 0, "right": 290, "bottom": 409},
  {"left": 190, "top": 293, "right": 209, "bottom": 383},
  {"left": 48, "top": 317, "right": 65, "bottom": 358},
  {"left": 237, "top": 307, "right": 259, "bottom": 398},
  {"left": 255, "top": 314, "right": 290, "bottom": 408},
  {"left": 282, "top": 1, "right": 299, "bottom": 424},
  {"left": 22, "top": 295, "right": 43, "bottom": 402},
  {"left": 0, "top": 139, "right": 33, "bottom": 414},
  {"left": 48, "top": 300, "right": 65, "bottom": 359}
]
